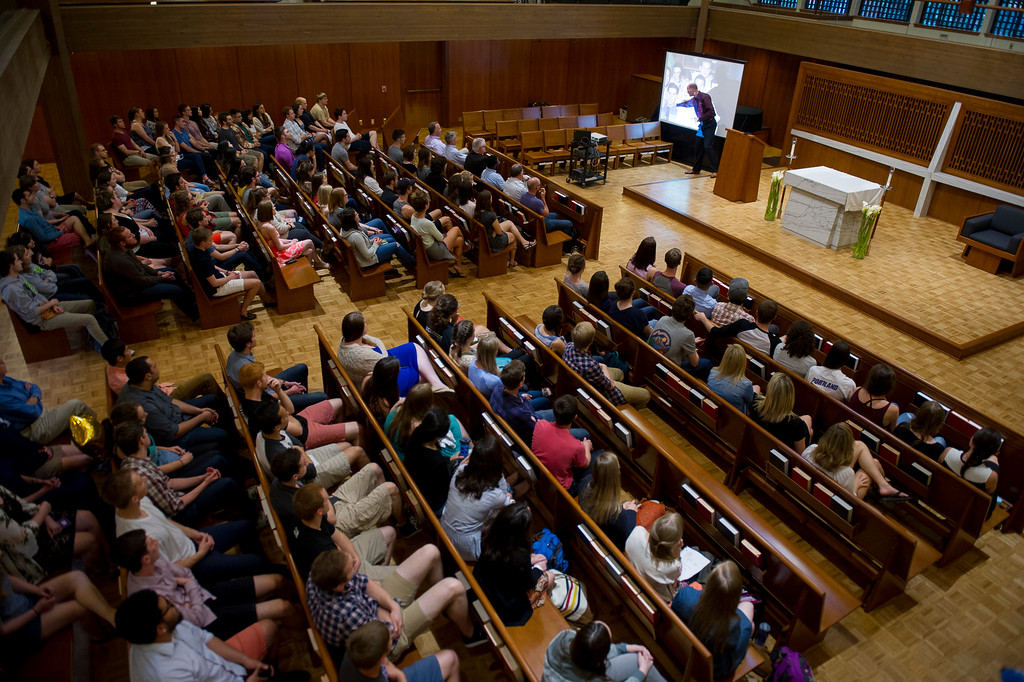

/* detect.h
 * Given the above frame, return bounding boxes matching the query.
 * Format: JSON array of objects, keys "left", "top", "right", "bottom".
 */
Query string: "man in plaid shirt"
[
  {"left": 709, "top": 278, "right": 754, "bottom": 327},
  {"left": 115, "top": 419, "right": 250, "bottom": 528},
  {"left": 562, "top": 322, "right": 650, "bottom": 408},
  {"left": 306, "top": 547, "right": 484, "bottom": 659}
]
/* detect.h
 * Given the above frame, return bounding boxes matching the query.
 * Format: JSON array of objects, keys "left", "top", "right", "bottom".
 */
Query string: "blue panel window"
[
  {"left": 759, "top": 0, "right": 799, "bottom": 8},
  {"left": 859, "top": 0, "right": 915, "bottom": 21},
  {"left": 805, "top": 0, "right": 853, "bottom": 13},
  {"left": 991, "top": 0, "right": 1024, "bottom": 37},
  {"left": 920, "top": 1, "right": 989, "bottom": 32}
]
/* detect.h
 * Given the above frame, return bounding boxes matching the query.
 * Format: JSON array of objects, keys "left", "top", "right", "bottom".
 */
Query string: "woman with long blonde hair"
[
  {"left": 624, "top": 511, "right": 685, "bottom": 602},
  {"left": 707, "top": 344, "right": 758, "bottom": 414},
  {"left": 670, "top": 561, "right": 753, "bottom": 679},
  {"left": 579, "top": 451, "right": 639, "bottom": 551},
  {"left": 750, "top": 373, "right": 812, "bottom": 452},
  {"left": 802, "top": 422, "right": 905, "bottom": 499}
]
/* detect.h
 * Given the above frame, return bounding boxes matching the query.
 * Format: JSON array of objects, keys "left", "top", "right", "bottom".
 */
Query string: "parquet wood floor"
[{"left": 4, "top": 157, "right": 1022, "bottom": 681}]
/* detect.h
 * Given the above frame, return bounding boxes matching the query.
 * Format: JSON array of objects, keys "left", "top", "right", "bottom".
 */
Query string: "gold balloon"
[{"left": 70, "top": 415, "right": 101, "bottom": 448}]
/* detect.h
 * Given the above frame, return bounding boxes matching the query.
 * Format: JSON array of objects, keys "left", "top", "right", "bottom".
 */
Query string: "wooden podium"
[{"left": 713, "top": 128, "right": 767, "bottom": 203}]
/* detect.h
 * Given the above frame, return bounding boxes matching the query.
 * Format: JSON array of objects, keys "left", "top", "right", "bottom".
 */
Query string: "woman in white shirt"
[
  {"left": 625, "top": 512, "right": 684, "bottom": 602},
  {"left": 942, "top": 427, "right": 1001, "bottom": 495},
  {"left": 441, "top": 435, "right": 514, "bottom": 561},
  {"left": 801, "top": 422, "right": 905, "bottom": 499}
]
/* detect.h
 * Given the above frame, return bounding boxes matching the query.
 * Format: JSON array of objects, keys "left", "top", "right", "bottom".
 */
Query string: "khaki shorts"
[
  {"left": 331, "top": 467, "right": 390, "bottom": 536},
  {"left": 379, "top": 571, "right": 430, "bottom": 660},
  {"left": 351, "top": 528, "right": 388, "bottom": 567}
]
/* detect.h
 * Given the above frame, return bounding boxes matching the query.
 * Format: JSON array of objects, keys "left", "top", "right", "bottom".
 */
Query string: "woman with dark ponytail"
[{"left": 542, "top": 620, "right": 668, "bottom": 681}]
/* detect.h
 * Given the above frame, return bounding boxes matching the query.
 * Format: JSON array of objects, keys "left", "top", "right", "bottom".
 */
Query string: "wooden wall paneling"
[
  {"left": 927, "top": 183, "right": 1002, "bottom": 228},
  {"left": 70, "top": 49, "right": 181, "bottom": 149},
  {"left": 488, "top": 40, "right": 531, "bottom": 111},
  {"left": 346, "top": 42, "right": 401, "bottom": 128},
  {"left": 173, "top": 47, "right": 244, "bottom": 114},
  {"left": 527, "top": 39, "right": 570, "bottom": 108},
  {"left": 235, "top": 45, "right": 298, "bottom": 119},
  {"left": 445, "top": 40, "right": 492, "bottom": 126},
  {"left": 293, "top": 43, "right": 353, "bottom": 115},
  {"left": 762, "top": 52, "right": 805, "bottom": 149},
  {"left": 400, "top": 42, "right": 443, "bottom": 134},
  {"left": 23, "top": 105, "right": 55, "bottom": 163}
]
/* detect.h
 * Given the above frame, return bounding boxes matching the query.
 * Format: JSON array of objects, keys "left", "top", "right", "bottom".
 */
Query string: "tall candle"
[
  {"left": 885, "top": 167, "right": 894, "bottom": 189},
  {"left": 789, "top": 138, "right": 796, "bottom": 159}
]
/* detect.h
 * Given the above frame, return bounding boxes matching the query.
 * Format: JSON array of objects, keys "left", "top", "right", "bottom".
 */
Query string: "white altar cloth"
[{"left": 781, "top": 167, "right": 884, "bottom": 250}]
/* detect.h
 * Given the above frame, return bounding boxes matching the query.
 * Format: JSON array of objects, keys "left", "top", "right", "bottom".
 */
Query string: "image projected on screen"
[{"left": 658, "top": 52, "right": 745, "bottom": 138}]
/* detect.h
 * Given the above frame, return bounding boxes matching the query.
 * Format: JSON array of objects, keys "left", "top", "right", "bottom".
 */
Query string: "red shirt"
[
  {"left": 111, "top": 131, "right": 136, "bottom": 157},
  {"left": 531, "top": 420, "right": 586, "bottom": 491}
]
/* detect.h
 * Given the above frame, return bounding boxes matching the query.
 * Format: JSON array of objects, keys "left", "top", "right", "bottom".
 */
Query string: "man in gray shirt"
[{"left": 647, "top": 294, "right": 711, "bottom": 381}]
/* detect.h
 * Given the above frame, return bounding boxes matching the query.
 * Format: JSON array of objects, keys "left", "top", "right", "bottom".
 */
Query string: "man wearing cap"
[{"left": 707, "top": 278, "right": 754, "bottom": 327}]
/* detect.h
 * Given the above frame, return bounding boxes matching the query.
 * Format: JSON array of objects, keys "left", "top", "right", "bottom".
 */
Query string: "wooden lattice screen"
[
  {"left": 945, "top": 109, "right": 1024, "bottom": 191},
  {"left": 793, "top": 73, "right": 951, "bottom": 163}
]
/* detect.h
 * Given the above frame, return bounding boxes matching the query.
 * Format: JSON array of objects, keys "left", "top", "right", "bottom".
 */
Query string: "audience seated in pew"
[
  {"left": 256, "top": 200, "right": 327, "bottom": 270},
  {"left": 115, "top": 589, "right": 307, "bottom": 682},
  {"left": 848, "top": 364, "right": 900, "bottom": 431},
  {"left": 238, "top": 361, "right": 365, "bottom": 465},
  {"left": 649, "top": 247, "right": 687, "bottom": 298},
  {"left": 648, "top": 294, "right": 712, "bottom": 382},
  {"left": 670, "top": 561, "right": 754, "bottom": 681},
  {"left": 326, "top": 187, "right": 388, "bottom": 238},
  {"left": 532, "top": 396, "right": 594, "bottom": 496},
  {"left": 337, "top": 207, "right": 416, "bottom": 272},
  {"left": 332, "top": 106, "right": 379, "bottom": 153},
  {"left": 114, "top": 419, "right": 250, "bottom": 528},
  {"left": 331, "top": 129, "right": 357, "bottom": 171},
  {"left": 336, "top": 312, "right": 450, "bottom": 397},
  {"left": 535, "top": 305, "right": 568, "bottom": 356},
  {"left": 104, "top": 468, "right": 272, "bottom": 586},
  {"left": 7, "top": 233, "right": 99, "bottom": 302},
  {"left": 187, "top": 227, "right": 274, "bottom": 322},
  {"left": 749, "top": 374, "right": 812, "bottom": 453},
  {"left": 481, "top": 155, "right": 505, "bottom": 191},
  {"left": 544, "top": 619, "right": 668, "bottom": 682},
  {"left": 626, "top": 237, "right": 657, "bottom": 280},
  {"left": 226, "top": 321, "right": 329, "bottom": 411},
  {"left": 0, "top": 421, "right": 95, "bottom": 509},
  {"left": 0, "top": 566, "right": 116, "bottom": 669},
  {"left": 306, "top": 543, "right": 485, "bottom": 660},
  {"left": 607, "top": 278, "right": 654, "bottom": 338},
  {"left": 409, "top": 190, "right": 465, "bottom": 277},
  {"left": 100, "top": 223, "right": 200, "bottom": 323},
  {"left": 385, "top": 384, "right": 468, "bottom": 463},
  {"left": 118, "top": 355, "right": 238, "bottom": 451},
  {"left": 342, "top": 620, "right": 460, "bottom": 682},
  {"left": 587, "top": 270, "right": 656, "bottom": 320},
  {"left": 114, "top": 529, "right": 295, "bottom": 641},
  {"left": 504, "top": 163, "right": 529, "bottom": 202},
  {"left": 801, "top": 423, "right": 906, "bottom": 499},
  {"left": 519, "top": 177, "right": 582, "bottom": 255},
  {"left": 356, "top": 157, "right": 383, "bottom": 198},
  {"left": 941, "top": 427, "right": 1002, "bottom": 497},
  {"left": 95, "top": 189, "right": 175, "bottom": 259},
  {"left": 0, "top": 357, "right": 96, "bottom": 444},
  {"left": 563, "top": 322, "right": 650, "bottom": 409},
  {"left": 403, "top": 408, "right": 458, "bottom": 515},
  {"left": 490, "top": 360, "right": 575, "bottom": 444},
  {"left": 709, "top": 277, "right": 753, "bottom": 327},
  {"left": 12, "top": 186, "right": 93, "bottom": 254},
  {"left": 772, "top": 319, "right": 817, "bottom": 380},
  {"left": 473, "top": 502, "right": 551, "bottom": 627},
  {"left": 625, "top": 512, "right": 685, "bottom": 603},
  {"left": 893, "top": 400, "right": 948, "bottom": 460},
  {"left": 440, "top": 434, "right": 515, "bottom": 562},
  {"left": 563, "top": 252, "right": 589, "bottom": 297},
  {"left": 0, "top": 251, "right": 110, "bottom": 352},
  {"left": 464, "top": 137, "right": 488, "bottom": 178},
  {"left": 681, "top": 266, "right": 721, "bottom": 316},
  {"left": 425, "top": 156, "right": 449, "bottom": 196},
  {"left": 699, "top": 298, "right": 779, "bottom": 357},
  {"left": 442, "top": 131, "right": 468, "bottom": 165},
  {"left": 805, "top": 340, "right": 856, "bottom": 402},
  {"left": 707, "top": 344, "right": 759, "bottom": 415},
  {"left": 412, "top": 280, "right": 445, "bottom": 328},
  {"left": 360, "top": 357, "right": 405, "bottom": 424},
  {"left": 579, "top": 451, "right": 639, "bottom": 552},
  {"left": 268, "top": 446, "right": 402, "bottom": 547},
  {"left": 427, "top": 293, "right": 513, "bottom": 358},
  {"left": 169, "top": 189, "right": 238, "bottom": 245}
]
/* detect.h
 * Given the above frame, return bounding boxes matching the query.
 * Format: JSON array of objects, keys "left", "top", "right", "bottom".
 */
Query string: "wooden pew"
[
  {"left": 618, "top": 266, "right": 993, "bottom": 563},
  {"left": 166, "top": 211, "right": 241, "bottom": 330},
  {"left": 96, "top": 249, "right": 162, "bottom": 343},
  {"left": 5, "top": 302, "right": 74, "bottom": 362},
  {"left": 227, "top": 174, "right": 320, "bottom": 315},
  {"left": 215, "top": 345, "right": 337, "bottom": 681},
  {"left": 487, "top": 146, "right": 604, "bottom": 261},
  {"left": 552, "top": 278, "right": 943, "bottom": 608},
  {"left": 312, "top": 325, "right": 556, "bottom": 682},
  {"left": 675, "top": 253, "right": 1024, "bottom": 534},
  {"left": 480, "top": 294, "right": 860, "bottom": 649},
  {"left": 403, "top": 309, "right": 756, "bottom": 682}
]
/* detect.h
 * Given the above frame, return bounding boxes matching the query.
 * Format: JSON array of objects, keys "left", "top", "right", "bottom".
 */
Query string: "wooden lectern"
[{"left": 713, "top": 129, "right": 767, "bottom": 203}]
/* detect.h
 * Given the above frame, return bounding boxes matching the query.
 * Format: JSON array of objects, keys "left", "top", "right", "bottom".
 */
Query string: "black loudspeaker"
[{"left": 733, "top": 106, "right": 763, "bottom": 133}]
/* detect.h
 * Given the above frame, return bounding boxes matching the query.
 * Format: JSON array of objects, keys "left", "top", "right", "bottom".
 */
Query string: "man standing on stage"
[{"left": 678, "top": 83, "right": 718, "bottom": 178}]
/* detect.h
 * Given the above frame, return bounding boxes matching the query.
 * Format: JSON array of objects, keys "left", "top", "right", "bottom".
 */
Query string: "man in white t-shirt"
[
  {"left": 332, "top": 107, "right": 378, "bottom": 153},
  {"left": 504, "top": 164, "right": 529, "bottom": 201}
]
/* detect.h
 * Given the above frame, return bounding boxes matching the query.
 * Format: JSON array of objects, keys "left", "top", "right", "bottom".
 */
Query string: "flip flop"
[
  {"left": 451, "top": 271, "right": 466, "bottom": 278},
  {"left": 877, "top": 492, "right": 913, "bottom": 502}
]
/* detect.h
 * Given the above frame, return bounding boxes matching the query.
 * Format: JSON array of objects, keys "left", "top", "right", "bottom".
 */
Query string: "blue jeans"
[
  {"left": 175, "top": 478, "right": 253, "bottom": 528},
  {"left": 374, "top": 241, "right": 416, "bottom": 269},
  {"left": 275, "top": 364, "right": 330, "bottom": 411},
  {"left": 139, "top": 279, "right": 199, "bottom": 321},
  {"left": 191, "top": 520, "right": 276, "bottom": 585},
  {"left": 683, "top": 357, "right": 713, "bottom": 383},
  {"left": 175, "top": 394, "right": 236, "bottom": 450},
  {"left": 545, "top": 214, "right": 578, "bottom": 239}
]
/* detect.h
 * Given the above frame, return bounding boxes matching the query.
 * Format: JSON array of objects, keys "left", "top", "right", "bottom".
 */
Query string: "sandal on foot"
[
  {"left": 523, "top": 241, "right": 536, "bottom": 250},
  {"left": 451, "top": 271, "right": 466, "bottom": 278}
]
